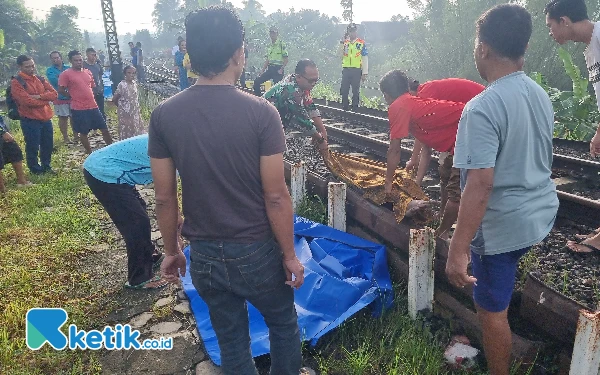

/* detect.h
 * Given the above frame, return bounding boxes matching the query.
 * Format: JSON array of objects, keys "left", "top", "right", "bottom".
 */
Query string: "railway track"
[
  {"left": 137, "top": 69, "right": 600, "bottom": 362},
  {"left": 142, "top": 63, "right": 600, "bottom": 224}
]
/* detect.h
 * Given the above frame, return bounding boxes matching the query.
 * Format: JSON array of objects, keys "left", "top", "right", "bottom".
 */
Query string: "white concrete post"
[
  {"left": 569, "top": 310, "right": 600, "bottom": 375},
  {"left": 328, "top": 182, "right": 347, "bottom": 231},
  {"left": 290, "top": 161, "right": 306, "bottom": 211},
  {"left": 408, "top": 227, "right": 435, "bottom": 320}
]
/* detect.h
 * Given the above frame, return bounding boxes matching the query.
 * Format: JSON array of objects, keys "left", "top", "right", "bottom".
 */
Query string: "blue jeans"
[
  {"left": 20, "top": 118, "right": 53, "bottom": 174},
  {"left": 189, "top": 237, "right": 301, "bottom": 375}
]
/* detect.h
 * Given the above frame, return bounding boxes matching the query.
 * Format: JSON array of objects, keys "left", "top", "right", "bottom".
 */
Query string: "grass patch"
[
  {"left": 0, "top": 117, "right": 109, "bottom": 374},
  {"left": 295, "top": 195, "right": 327, "bottom": 225}
]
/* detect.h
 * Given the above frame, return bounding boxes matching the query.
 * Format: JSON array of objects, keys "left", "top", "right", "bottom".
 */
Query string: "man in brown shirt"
[{"left": 149, "top": 7, "right": 307, "bottom": 375}]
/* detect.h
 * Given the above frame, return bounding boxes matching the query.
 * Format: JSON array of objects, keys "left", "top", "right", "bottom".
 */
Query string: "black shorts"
[
  {"left": 71, "top": 108, "right": 107, "bottom": 135},
  {"left": 0, "top": 140, "right": 24, "bottom": 170}
]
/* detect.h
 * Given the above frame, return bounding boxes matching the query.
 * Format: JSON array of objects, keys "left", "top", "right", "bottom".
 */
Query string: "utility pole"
[{"left": 100, "top": 0, "right": 123, "bottom": 93}]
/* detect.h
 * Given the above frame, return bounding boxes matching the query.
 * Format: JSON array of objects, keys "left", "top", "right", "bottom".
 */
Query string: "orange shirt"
[
  {"left": 10, "top": 72, "right": 57, "bottom": 121},
  {"left": 388, "top": 93, "right": 465, "bottom": 153}
]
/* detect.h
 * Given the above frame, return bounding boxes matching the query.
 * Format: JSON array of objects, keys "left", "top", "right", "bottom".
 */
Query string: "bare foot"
[
  {"left": 574, "top": 228, "right": 600, "bottom": 240},
  {"left": 566, "top": 240, "right": 600, "bottom": 254}
]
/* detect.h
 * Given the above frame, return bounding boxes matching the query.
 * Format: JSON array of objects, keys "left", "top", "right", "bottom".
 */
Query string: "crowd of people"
[{"left": 2, "top": 0, "right": 599, "bottom": 374}]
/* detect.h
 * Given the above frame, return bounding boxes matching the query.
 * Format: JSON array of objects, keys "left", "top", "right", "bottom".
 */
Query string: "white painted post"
[
  {"left": 328, "top": 182, "right": 347, "bottom": 231},
  {"left": 408, "top": 227, "right": 435, "bottom": 320},
  {"left": 291, "top": 161, "right": 306, "bottom": 211},
  {"left": 569, "top": 310, "right": 600, "bottom": 375}
]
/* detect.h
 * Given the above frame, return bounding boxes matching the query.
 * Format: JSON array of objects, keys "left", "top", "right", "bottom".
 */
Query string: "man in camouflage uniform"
[{"left": 264, "top": 59, "right": 329, "bottom": 158}]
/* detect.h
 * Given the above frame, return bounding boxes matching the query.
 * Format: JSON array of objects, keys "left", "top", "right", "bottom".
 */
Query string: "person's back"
[
  {"left": 456, "top": 72, "right": 557, "bottom": 253},
  {"left": 417, "top": 78, "right": 485, "bottom": 103},
  {"left": 149, "top": 8, "right": 306, "bottom": 375},
  {"left": 150, "top": 87, "right": 282, "bottom": 241}
]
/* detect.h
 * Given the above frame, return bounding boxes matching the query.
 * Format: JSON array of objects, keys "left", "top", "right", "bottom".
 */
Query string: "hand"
[
  {"left": 361, "top": 74, "right": 368, "bottom": 82},
  {"left": 160, "top": 251, "right": 187, "bottom": 284},
  {"left": 278, "top": 68, "right": 284, "bottom": 75},
  {"left": 2, "top": 132, "right": 15, "bottom": 143},
  {"left": 405, "top": 159, "right": 417, "bottom": 174},
  {"left": 283, "top": 256, "right": 304, "bottom": 289},
  {"left": 445, "top": 243, "right": 477, "bottom": 288},
  {"left": 30, "top": 94, "right": 41, "bottom": 99},
  {"left": 591, "top": 131, "right": 600, "bottom": 158}
]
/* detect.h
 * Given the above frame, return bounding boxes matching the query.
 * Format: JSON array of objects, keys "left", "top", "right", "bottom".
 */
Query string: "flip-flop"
[
  {"left": 124, "top": 275, "right": 168, "bottom": 289},
  {"left": 565, "top": 241, "right": 600, "bottom": 255},
  {"left": 152, "top": 253, "right": 165, "bottom": 269},
  {"left": 575, "top": 229, "right": 600, "bottom": 240}
]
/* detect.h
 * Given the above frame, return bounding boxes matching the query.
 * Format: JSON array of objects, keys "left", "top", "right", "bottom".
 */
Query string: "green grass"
[
  {"left": 0, "top": 117, "right": 108, "bottom": 374},
  {"left": 295, "top": 195, "right": 328, "bottom": 225}
]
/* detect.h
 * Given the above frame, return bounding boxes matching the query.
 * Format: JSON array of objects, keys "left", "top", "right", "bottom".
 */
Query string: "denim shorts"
[
  {"left": 471, "top": 247, "right": 530, "bottom": 313},
  {"left": 71, "top": 108, "right": 106, "bottom": 134}
]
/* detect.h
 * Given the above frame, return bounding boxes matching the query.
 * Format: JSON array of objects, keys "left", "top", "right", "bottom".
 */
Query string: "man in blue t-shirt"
[
  {"left": 446, "top": 5, "right": 558, "bottom": 374},
  {"left": 83, "top": 134, "right": 183, "bottom": 289}
]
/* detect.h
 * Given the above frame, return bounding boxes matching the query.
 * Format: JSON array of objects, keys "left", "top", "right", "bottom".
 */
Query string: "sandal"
[
  {"left": 152, "top": 252, "right": 165, "bottom": 269},
  {"left": 124, "top": 275, "right": 169, "bottom": 289},
  {"left": 565, "top": 241, "right": 600, "bottom": 255},
  {"left": 575, "top": 228, "right": 600, "bottom": 240}
]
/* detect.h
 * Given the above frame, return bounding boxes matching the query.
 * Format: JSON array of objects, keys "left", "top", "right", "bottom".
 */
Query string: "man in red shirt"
[
  {"left": 380, "top": 70, "right": 475, "bottom": 239},
  {"left": 58, "top": 50, "right": 113, "bottom": 154},
  {"left": 405, "top": 78, "right": 485, "bottom": 239},
  {"left": 11, "top": 55, "right": 58, "bottom": 174}
]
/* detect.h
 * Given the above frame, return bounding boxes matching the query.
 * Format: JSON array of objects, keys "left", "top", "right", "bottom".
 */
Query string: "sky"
[{"left": 23, "top": 0, "right": 412, "bottom": 34}]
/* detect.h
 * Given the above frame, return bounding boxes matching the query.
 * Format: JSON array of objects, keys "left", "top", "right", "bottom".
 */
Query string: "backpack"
[{"left": 6, "top": 75, "right": 45, "bottom": 120}]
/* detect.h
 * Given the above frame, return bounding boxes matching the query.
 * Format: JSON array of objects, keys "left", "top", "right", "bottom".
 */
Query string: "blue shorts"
[
  {"left": 71, "top": 108, "right": 106, "bottom": 135},
  {"left": 471, "top": 247, "right": 530, "bottom": 313}
]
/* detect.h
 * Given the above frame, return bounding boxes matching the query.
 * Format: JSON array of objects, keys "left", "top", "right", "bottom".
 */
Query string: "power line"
[{"left": 25, "top": 6, "right": 154, "bottom": 26}]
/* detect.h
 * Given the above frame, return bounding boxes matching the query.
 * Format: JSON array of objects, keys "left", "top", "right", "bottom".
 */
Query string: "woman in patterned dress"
[{"left": 112, "top": 66, "right": 146, "bottom": 140}]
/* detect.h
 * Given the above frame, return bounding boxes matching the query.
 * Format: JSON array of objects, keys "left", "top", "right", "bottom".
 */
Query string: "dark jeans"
[
  {"left": 83, "top": 169, "right": 154, "bottom": 286},
  {"left": 340, "top": 67, "right": 362, "bottom": 110},
  {"left": 19, "top": 118, "right": 53, "bottom": 174},
  {"left": 189, "top": 237, "right": 301, "bottom": 375},
  {"left": 253, "top": 65, "right": 284, "bottom": 96},
  {"left": 94, "top": 94, "right": 106, "bottom": 120}
]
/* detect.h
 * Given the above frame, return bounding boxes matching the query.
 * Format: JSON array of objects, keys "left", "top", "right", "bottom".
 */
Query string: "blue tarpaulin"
[{"left": 181, "top": 216, "right": 393, "bottom": 366}]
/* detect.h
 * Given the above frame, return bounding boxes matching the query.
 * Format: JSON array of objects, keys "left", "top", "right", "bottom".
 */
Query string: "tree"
[
  {"left": 84, "top": 30, "right": 91, "bottom": 47},
  {"left": 0, "top": 0, "right": 35, "bottom": 47},
  {"left": 239, "top": 0, "right": 266, "bottom": 23},
  {"left": 340, "top": 0, "right": 353, "bottom": 22},
  {"left": 133, "top": 29, "right": 154, "bottom": 53},
  {"left": 153, "top": 0, "right": 182, "bottom": 34},
  {"left": 390, "top": 14, "right": 409, "bottom": 22},
  {"left": 34, "top": 5, "right": 82, "bottom": 61}
]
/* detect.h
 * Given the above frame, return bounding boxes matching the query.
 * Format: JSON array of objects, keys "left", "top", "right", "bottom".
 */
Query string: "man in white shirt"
[{"left": 545, "top": 0, "right": 600, "bottom": 253}]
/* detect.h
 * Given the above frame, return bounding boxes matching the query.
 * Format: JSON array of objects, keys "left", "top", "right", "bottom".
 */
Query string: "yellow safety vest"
[
  {"left": 267, "top": 39, "right": 287, "bottom": 66},
  {"left": 342, "top": 38, "right": 366, "bottom": 69}
]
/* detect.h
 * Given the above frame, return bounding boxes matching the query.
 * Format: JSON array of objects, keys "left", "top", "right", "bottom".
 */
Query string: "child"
[
  {"left": 0, "top": 115, "right": 33, "bottom": 194},
  {"left": 112, "top": 65, "right": 146, "bottom": 140}
]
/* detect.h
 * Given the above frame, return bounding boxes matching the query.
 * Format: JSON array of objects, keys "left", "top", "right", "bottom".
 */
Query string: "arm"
[
  {"left": 281, "top": 56, "right": 289, "bottom": 71},
  {"left": 40, "top": 80, "right": 58, "bottom": 102},
  {"left": 446, "top": 168, "right": 494, "bottom": 287},
  {"left": 415, "top": 146, "right": 432, "bottom": 185},
  {"left": 261, "top": 59, "right": 269, "bottom": 74},
  {"left": 407, "top": 138, "right": 422, "bottom": 171},
  {"left": 261, "top": 153, "right": 304, "bottom": 288},
  {"left": 361, "top": 43, "right": 369, "bottom": 79},
  {"left": 10, "top": 80, "right": 49, "bottom": 107},
  {"left": 58, "top": 86, "right": 70, "bottom": 99},
  {"left": 312, "top": 116, "right": 327, "bottom": 141},
  {"left": 151, "top": 157, "right": 180, "bottom": 257},
  {"left": 385, "top": 138, "right": 403, "bottom": 194}
]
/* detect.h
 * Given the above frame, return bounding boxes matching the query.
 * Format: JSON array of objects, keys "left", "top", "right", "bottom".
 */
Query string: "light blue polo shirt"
[
  {"left": 83, "top": 134, "right": 152, "bottom": 185},
  {"left": 454, "top": 72, "right": 559, "bottom": 256}
]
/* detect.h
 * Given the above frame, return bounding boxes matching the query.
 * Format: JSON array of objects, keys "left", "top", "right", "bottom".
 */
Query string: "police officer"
[
  {"left": 339, "top": 23, "right": 369, "bottom": 111},
  {"left": 253, "top": 26, "right": 289, "bottom": 96}
]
